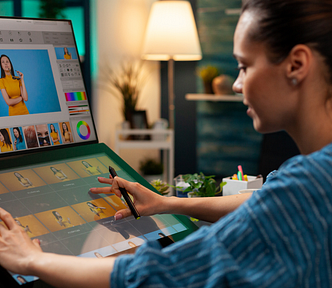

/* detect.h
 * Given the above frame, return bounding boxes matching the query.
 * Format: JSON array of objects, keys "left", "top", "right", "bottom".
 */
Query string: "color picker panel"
[{"left": 65, "top": 92, "right": 87, "bottom": 101}]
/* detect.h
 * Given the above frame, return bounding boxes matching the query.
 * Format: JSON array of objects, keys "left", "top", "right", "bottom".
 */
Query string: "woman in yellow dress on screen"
[
  {"left": 0, "top": 129, "right": 13, "bottom": 152},
  {"left": 82, "top": 161, "right": 102, "bottom": 176},
  {"left": 61, "top": 122, "right": 73, "bottom": 143},
  {"left": 14, "top": 218, "right": 35, "bottom": 238},
  {"left": 50, "top": 167, "right": 68, "bottom": 181},
  {"left": 63, "top": 47, "right": 72, "bottom": 60},
  {"left": 50, "top": 124, "right": 60, "bottom": 145},
  {"left": 52, "top": 211, "right": 73, "bottom": 228},
  {"left": 0, "top": 55, "right": 29, "bottom": 116},
  {"left": 86, "top": 202, "right": 107, "bottom": 219},
  {"left": 14, "top": 172, "right": 34, "bottom": 188}
]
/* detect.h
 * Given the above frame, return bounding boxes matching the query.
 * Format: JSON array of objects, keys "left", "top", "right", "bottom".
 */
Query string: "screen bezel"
[{"left": 0, "top": 16, "right": 98, "bottom": 160}]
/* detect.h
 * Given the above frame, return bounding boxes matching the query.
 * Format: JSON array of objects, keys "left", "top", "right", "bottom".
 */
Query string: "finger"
[
  {"left": 32, "top": 238, "right": 41, "bottom": 248},
  {"left": 0, "top": 208, "right": 17, "bottom": 230},
  {"left": 89, "top": 186, "right": 113, "bottom": 194},
  {"left": 114, "top": 209, "right": 132, "bottom": 220},
  {"left": 97, "top": 177, "right": 113, "bottom": 184}
]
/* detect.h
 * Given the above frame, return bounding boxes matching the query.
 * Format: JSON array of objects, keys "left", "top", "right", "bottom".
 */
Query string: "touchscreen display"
[
  {"left": 0, "top": 17, "right": 97, "bottom": 157},
  {"left": 0, "top": 152, "right": 187, "bottom": 285}
]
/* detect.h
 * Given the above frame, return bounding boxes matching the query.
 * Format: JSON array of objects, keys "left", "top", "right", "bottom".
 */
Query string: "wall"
[{"left": 93, "top": 0, "right": 160, "bottom": 172}]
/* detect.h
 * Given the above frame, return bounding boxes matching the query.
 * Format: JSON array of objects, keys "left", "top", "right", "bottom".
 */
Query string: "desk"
[{"left": 115, "top": 129, "right": 174, "bottom": 186}]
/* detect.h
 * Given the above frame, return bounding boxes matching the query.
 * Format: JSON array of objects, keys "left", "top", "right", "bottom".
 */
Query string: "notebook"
[{"left": 0, "top": 16, "right": 197, "bottom": 287}]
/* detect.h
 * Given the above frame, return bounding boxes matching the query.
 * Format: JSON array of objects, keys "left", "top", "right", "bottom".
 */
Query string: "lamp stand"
[{"left": 168, "top": 58, "right": 175, "bottom": 129}]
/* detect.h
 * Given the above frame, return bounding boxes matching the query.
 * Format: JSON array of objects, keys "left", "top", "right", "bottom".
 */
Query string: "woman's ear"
[{"left": 286, "top": 44, "right": 313, "bottom": 84}]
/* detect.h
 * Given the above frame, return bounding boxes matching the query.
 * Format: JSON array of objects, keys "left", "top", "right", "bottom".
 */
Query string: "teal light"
[{"left": 0, "top": 1, "right": 14, "bottom": 16}]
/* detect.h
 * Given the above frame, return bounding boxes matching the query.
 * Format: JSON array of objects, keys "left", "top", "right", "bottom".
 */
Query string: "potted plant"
[
  {"left": 197, "top": 65, "right": 219, "bottom": 94},
  {"left": 139, "top": 158, "right": 163, "bottom": 183},
  {"left": 99, "top": 60, "right": 148, "bottom": 121},
  {"left": 150, "top": 179, "right": 169, "bottom": 196},
  {"left": 175, "top": 172, "right": 226, "bottom": 198}
]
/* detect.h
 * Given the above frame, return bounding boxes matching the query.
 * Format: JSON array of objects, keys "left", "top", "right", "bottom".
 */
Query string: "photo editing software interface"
[
  {"left": 0, "top": 153, "right": 188, "bottom": 285},
  {"left": 0, "top": 17, "right": 97, "bottom": 155}
]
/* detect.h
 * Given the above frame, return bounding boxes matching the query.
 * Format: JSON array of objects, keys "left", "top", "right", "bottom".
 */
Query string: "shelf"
[{"left": 185, "top": 94, "right": 244, "bottom": 102}]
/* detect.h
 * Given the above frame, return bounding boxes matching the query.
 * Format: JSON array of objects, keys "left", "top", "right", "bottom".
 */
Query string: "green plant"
[
  {"left": 175, "top": 173, "right": 226, "bottom": 197},
  {"left": 150, "top": 179, "right": 169, "bottom": 196},
  {"left": 39, "top": 0, "right": 66, "bottom": 19},
  {"left": 197, "top": 65, "right": 219, "bottom": 83},
  {"left": 99, "top": 61, "right": 148, "bottom": 121},
  {"left": 139, "top": 158, "right": 163, "bottom": 175}
]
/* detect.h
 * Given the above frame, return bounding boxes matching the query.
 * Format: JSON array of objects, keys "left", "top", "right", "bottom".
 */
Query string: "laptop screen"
[{"left": 0, "top": 17, "right": 97, "bottom": 156}]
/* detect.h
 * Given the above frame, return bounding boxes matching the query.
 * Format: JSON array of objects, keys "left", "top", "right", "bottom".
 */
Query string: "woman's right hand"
[{"left": 90, "top": 176, "right": 168, "bottom": 220}]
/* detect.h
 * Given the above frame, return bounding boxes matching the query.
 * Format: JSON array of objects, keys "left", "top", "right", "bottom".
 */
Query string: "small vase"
[{"left": 203, "top": 81, "right": 214, "bottom": 94}]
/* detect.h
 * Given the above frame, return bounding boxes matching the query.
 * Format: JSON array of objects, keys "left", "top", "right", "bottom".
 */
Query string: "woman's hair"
[
  {"left": 82, "top": 161, "right": 92, "bottom": 168},
  {"left": 52, "top": 211, "right": 60, "bottom": 221},
  {"left": 50, "top": 124, "right": 57, "bottom": 133},
  {"left": 14, "top": 172, "right": 23, "bottom": 179},
  {"left": 0, "top": 128, "right": 12, "bottom": 146},
  {"left": 23, "top": 126, "right": 39, "bottom": 148},
  {"left": 242, "top": 0, "right": 332, "bottom": 82},
  {"left": 87, "top": 201, "right": 97, "bottom": 208},
  {"left": 62, "top": 122, "right": 68, "bottom": 136},
  {"left": 0, "top": 54, "right": 15, "bottom": 78},
  {"left": 13, "top": 127, "right": 23, "bottom": 143}
]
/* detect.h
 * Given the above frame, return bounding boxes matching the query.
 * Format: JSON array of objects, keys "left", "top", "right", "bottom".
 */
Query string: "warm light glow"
[{"left": 142, "top": 1, "right": 202, "bottom": 61}]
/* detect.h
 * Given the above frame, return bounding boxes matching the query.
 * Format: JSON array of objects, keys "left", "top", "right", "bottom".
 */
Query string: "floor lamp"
[{"left": 141, "top": 0, "right": 202, "bottom": 129}]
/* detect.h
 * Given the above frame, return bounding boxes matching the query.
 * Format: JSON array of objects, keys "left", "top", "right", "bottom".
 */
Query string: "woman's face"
[
  {"left": 232, "top": 11, "right": 297, "bottom": 134},
  {"left": 50, "top": 125, "right": 55, "bottom": 132},
  {"left": 62, "top": 123, "right": 67, "bottom": 131},
  {"left": 1, "top": 56, "right": 11, "bottom": 73},
  {"left": 64, "top": 47, "right": 68, "bottom": 54},
  {"left": 13, "top": 128, "right": 19, "bottom": 138},
  {"left": 0, "top": 132, "right": 3, "bottom": 141}
]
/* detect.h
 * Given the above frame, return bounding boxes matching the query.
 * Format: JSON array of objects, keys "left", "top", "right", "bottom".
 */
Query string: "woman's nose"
[{"left": 232, "top": 76, "right": 243, "bottom": 94}]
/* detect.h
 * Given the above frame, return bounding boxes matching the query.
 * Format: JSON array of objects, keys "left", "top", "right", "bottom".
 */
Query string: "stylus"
[{"left": 109, "top": 166, "right": 140, "bottom": 219}]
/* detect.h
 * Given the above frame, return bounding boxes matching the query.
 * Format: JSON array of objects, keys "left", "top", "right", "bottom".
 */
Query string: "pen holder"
[{"left": 222, "top": 175, "right": 263, "bottom": 196}]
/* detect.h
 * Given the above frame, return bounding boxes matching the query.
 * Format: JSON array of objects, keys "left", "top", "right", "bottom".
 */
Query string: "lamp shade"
[{"left": 142, "top": 1, "right": 202, "bottom": 61}]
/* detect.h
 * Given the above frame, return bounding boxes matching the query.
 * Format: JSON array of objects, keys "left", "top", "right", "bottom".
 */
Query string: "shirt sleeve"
[
  {"left": 111, "top": 207, "right": 296, "bottom": 288},
  {"left": 0, "top": 78, "right": 4, "bottom": 90}
]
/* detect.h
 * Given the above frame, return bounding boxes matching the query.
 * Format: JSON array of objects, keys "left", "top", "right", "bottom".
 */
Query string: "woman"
[
  {"left": 1, "top": 0, "right": 332, "bottom": 287},
  {"left": 86, "top": 202, "right": 107, "bottom": 218},
  {"left": 50, "top": 167, "right": 67, "bottom": 181},
  {"left": 14, "top": 172, "right": 33, "bottom": 188},
  {"left": 49, "top": 124, "right": 60, "bottom": 145},
  {"left": 61, "top": 122, "right": 73, "bottom": 143},
  {"left": 63, "top": 47, "right": 72, "bottom": 60},
  {"left": 0, "top": 128, "right": 13, "bottom": 152},
  {"left": 0, "top": 54, "right": 29, "bottom": 116},
  {"left": 12, "top": 127, "right": 26, "bottom": 151},
  {"left": 52, "top": 211, "right": 72, "bottom": 228}
]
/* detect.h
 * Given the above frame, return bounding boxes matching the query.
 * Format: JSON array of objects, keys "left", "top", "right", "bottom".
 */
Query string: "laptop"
[{"left": 0, "top": 16, "right": 197, "bottom": 287}]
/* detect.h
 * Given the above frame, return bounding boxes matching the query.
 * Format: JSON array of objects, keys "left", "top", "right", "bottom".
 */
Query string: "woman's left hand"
[
  {"left": 16, "top": 70, "right": 24, "bottom": 79},
  {"left": 0, "top": 208, "right": 43, "bottom": 275}
]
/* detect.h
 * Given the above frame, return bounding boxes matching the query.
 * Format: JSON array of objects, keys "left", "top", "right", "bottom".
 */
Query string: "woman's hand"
[
  {"left": 0, "top": 208, "right": 43, "bottom": 275},
  {"left": 90, "top": 176, "right": 167, "bottom": 220},
  {"left": 16, "top": 70, "right": 24, "bottom": 80}
]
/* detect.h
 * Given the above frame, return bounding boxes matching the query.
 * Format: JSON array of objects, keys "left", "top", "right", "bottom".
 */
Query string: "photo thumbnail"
[
  {"left": 48, "top": 123, "right": 62, "bottom": 145},
  {"left": 0, "top": 128, "right": 13, "bottom": 152},
  {"left": 10, "top": 126, "right": 26, "bottom": 151},
  {"left": 59, "top": 121, "right": 74, "bottom": 144},
  {"left": 23, "top": 125, "right": 39, "bottom": 148}
]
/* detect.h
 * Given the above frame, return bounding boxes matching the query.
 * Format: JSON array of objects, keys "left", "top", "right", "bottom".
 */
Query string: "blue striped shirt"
[{"left": 111, "top": 143, "right": 332, "bottom": 287}]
